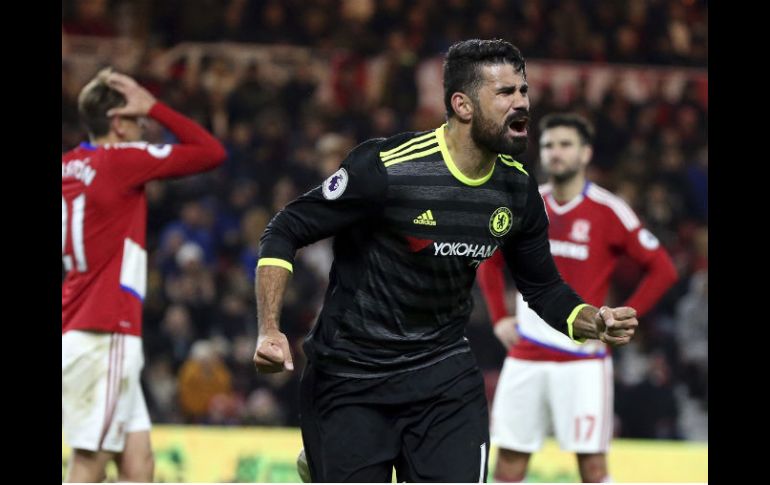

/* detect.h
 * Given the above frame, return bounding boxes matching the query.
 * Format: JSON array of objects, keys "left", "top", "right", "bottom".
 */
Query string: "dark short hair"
[
  {"left": 538, "top": 113, "right": 595, "bottom": 145},
  {"left": 77, "top": 68, "right": 126, "bottom": 138},
  {"left": 443, "top": 39, "right": 526, "bottom": 118}
]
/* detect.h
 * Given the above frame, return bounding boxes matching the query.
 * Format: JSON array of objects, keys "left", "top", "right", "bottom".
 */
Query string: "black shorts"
[{"left": 300, "top": 351, "right": 490, "bottom": 482}]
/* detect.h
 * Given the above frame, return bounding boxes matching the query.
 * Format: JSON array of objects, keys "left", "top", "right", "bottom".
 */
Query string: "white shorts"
[
  {"left": 62, "top": 330, "right": 151, "bottom": 453},
  {"left": 490, "top": 356, "right": 613, "bottom": 453}
]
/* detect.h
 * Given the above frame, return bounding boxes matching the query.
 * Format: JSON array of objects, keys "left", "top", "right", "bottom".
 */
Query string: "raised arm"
[{"left": 104, "top": 71, "right": 226, "bottom": 185}]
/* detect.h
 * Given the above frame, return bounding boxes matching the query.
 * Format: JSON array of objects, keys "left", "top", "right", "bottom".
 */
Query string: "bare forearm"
[{"left": 256, "top": 265, "right": 292, "bottom": 333}]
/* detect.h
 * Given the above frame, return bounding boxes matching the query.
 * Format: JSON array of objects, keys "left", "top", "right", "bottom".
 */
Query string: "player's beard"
[
  {"left": 470, "top": 105, "right": 528, "bottom": 156},
  {"left": 548, "top": 160, "right": 582, "bottom": 184}
]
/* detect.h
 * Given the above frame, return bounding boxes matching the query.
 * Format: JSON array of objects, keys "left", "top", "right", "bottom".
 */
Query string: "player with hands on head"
[{"left": 62, "top": 67, "right": 226, "bottom": 482}]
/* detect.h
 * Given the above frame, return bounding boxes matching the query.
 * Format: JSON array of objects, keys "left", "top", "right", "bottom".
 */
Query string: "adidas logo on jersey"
[{"left": 413, "top": 210, "right": 437, "bottom": 226}]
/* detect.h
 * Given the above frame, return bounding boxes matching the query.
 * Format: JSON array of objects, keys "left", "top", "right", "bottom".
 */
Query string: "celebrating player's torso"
[{"left": 260, "top": 127, "right": 583, "bottom": 377}]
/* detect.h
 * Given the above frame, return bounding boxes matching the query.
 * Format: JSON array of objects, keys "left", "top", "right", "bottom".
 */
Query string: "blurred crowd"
[
  {"left": 63, "top": 0, "right": 707, "bottom": 66},
  {"left": 62, "top": 0, "right": 708, "bottom": 441}
]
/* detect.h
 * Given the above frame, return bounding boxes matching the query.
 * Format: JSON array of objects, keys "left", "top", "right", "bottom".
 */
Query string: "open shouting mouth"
[{"left": 508, "top": 116, "right": 529, "bottom": 136}]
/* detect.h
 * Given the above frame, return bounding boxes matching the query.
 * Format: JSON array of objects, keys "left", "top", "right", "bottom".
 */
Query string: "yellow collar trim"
[{"left": 435, "top": 124, "right": 496, "bottom": 187}]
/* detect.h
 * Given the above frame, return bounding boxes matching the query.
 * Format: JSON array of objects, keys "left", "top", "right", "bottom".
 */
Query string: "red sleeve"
[
  {"left": 616, "top": 220, "right": 679, "bottom": 317},
  {"left": 107, "top": 102, "right": 226, "bottom": 187},
  {"left": 476, "top": 250, "right": 510, "bottom": 324}
]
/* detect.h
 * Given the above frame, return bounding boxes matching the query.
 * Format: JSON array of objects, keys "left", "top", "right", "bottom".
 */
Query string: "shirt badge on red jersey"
[
  {"left": 638, "top": 228, "right": 660, "bottom": 250},
  {"left": 569, "top": 219, "right": 591, "bottom": 242},
  {"left": 147, "top": 144, "right": 172, "bottom": 158}
]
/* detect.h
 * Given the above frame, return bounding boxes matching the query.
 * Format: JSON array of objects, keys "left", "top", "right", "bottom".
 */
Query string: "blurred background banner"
[
  {"left": 61, "top": 427, "right": 707, "bottom": 482},
  {"left": 63, "top": 0, "right": 707, "bottom": 481},
  {"left": 64, "top": 38, "right": 707, "bottom": 122}
]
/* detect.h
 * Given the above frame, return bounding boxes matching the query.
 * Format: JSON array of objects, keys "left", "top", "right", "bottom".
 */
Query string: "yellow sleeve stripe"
[
  {"left": 381, "top": 139, "right": 438, "bottom": 161},
  {"left": 383, "top": 146, "right": 441, "bottom": 167},
  {"left": 379, "top": 132, "right": 437, "bottom": 157},
  {"left": 257, "top": 258, "right": 293, "bottom": 273},
  {"left": 566, "top": 303, "right": 590, "bottom": 343},
  {"left": 498, "top": 155, "right": 529, "bottom": 175}
]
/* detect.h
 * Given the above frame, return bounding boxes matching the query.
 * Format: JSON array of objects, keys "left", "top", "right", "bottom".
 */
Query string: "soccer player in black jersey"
[{"left": 253, "top": 39, "right": 638, "bottom": 482}]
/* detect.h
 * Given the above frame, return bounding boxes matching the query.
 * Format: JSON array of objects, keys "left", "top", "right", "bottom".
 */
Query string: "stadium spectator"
[{"left": 177, "top": 340, "right": 234, "bottom": 423}]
